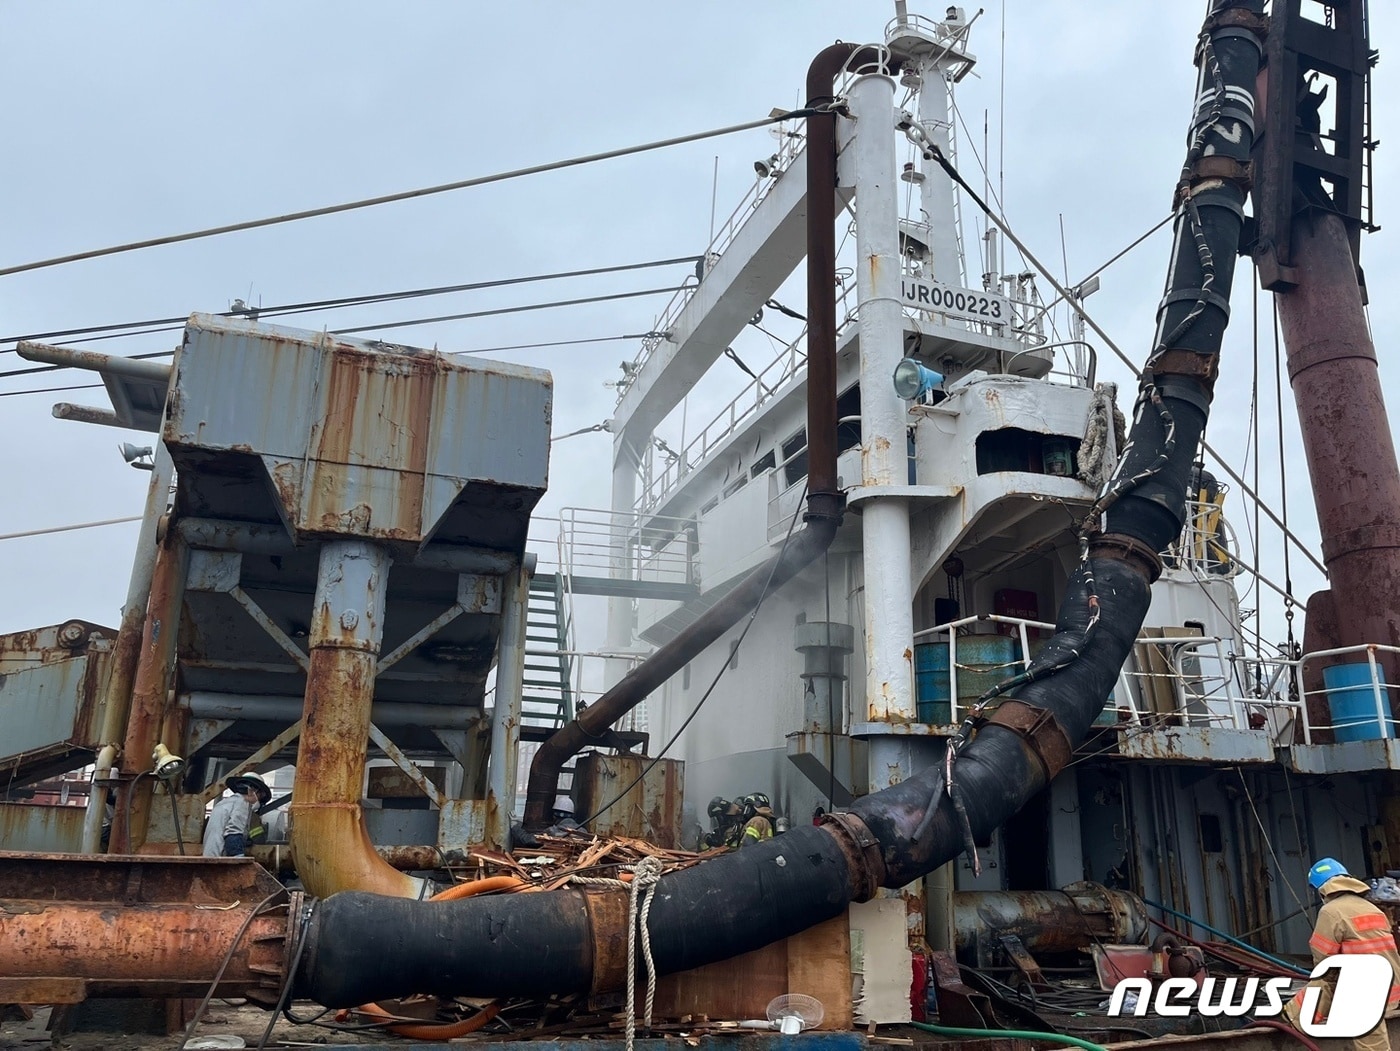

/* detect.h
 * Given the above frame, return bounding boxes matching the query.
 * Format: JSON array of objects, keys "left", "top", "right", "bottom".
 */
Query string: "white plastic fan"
[{"left": 767, "top": 993, "right": 825, "bottom": 1034}]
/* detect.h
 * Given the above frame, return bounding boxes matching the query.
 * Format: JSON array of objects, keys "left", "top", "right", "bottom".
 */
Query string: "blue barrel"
[
  {"left": 916, "top": 636, "right": 1021, "bottom": 724},
  {"left": 1323, "top": 662, "right": 1395, "bottom": 742},
  {"left": 915, "top": 643, "right": 951, "bottom": 724}
]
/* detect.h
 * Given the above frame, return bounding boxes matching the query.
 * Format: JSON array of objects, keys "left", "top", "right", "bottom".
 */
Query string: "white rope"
[
  {"left": 1079, "top": 381, "right": 1126, "bottom": 492},
  {"left": 571, "top": 855, "right": 666, "bottom": 1051}
]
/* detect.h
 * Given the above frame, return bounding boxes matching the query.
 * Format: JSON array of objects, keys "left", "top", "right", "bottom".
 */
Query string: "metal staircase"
[{"left": 521, "top": 572, "right": 574, "bottom": 742}]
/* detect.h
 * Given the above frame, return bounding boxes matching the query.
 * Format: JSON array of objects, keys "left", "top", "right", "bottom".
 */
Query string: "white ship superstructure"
[{"left": 581, "top": 6, "right": 1391, "bottom": 999}]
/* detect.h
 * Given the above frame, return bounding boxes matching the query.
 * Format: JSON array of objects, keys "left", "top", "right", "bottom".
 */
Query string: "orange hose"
[
  {"left": 357, "top": 1000, "right": 501, "bottom": 1040},
  {"left": 429, "top": 875, "right": 526, "bottom": 901}
]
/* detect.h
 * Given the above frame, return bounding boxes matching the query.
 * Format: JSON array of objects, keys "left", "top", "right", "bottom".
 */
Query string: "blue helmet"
[{"left": 1308, "top": 857, "right": 1349, "bottom": 890}]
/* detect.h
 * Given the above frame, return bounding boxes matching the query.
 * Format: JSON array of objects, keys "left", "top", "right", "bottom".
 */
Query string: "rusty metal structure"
[{"left": 5, "top": 2, "right": 1400, "bottom": 1048}]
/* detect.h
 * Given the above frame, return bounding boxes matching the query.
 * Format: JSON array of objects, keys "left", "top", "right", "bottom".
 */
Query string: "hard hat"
[
  {"left": 707, "top": 797, "right": 733, "bottom": 820},
  {"left": 551, "top": 795, "right": 575, "bottom": 815},
  {"left": 226, "top": 771, "right": 272, "bottom": 805},
  {"left": 1309, "top": 857, "right": 1349, "bottom": 890},
  {"left": 742, "top": 792, "right": 773, "bottom": 813}
]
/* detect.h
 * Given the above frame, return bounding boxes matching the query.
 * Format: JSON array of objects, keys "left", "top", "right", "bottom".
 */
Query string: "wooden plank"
[
  {"left": 786, "top": 914, "right": 853, "bottom": 1030},
  {"left": 650, "top": 939, "right": 788, "bottom": 1023},
  {"left": 649, "top": 912, "right": 852, "bottom": 1029}
]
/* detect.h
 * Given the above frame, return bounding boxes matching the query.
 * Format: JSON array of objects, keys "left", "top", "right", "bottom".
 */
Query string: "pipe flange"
[
  {"left": 982, "top": 699, "right": 1073, "bottom": 785},
  {"left": 1088, "top": 532, "right": 1164, "bottom": 584},
  {"left": 1202, "top": 7, "right": 1268, "bottom": 40},
  {"left": 581, "top": 887, "right": 632, "bottom": 996},
  {"left": 1146, "top": 347, "right": 1220, "bottom": 384},
  {"left": 819, "top": 811, "right": 886, "bottom": 901}
]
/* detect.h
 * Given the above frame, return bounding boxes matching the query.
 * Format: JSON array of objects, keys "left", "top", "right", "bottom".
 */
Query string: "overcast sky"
[{"left": 4, "top": 1, "right": 1399, "bottom": 654}]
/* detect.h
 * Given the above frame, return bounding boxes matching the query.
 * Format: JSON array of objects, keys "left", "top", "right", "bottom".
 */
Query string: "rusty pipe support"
[
  {"left": 520, "top": 42, "right": 884, "bottom": 827},
  {"left": 16, "top": 341, "right": 174, "bottom": 382},
  {"left": 289, "top": 540, "right": 428, "bottom": 899},
  {"left": 108, "top": 529, "right": 189, "bottom": 853},
  {"left": 83, "top": 442, "right": 175, "bottom": 853},
  {"left": 487, "top": 561, "right": 530, "bottom": 845}
]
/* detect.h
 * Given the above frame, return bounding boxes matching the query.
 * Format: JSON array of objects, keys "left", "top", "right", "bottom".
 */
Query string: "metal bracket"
[
  {"left": 199, "top": 720, "right": 303, "bottom": 805},
  {"left": 999, "top": 933, "right": 1052, "bottom": 992},
  {"left": 819, "top": 810, "right": 887, "bottom": 901},
  {"left": 378, "top": 573, "right": 502, "bottom": 671},
  {"left": 982, "top": 699, "right": 1073, "bottom": 784},
  {"left": 368, "top": 722, "right": 447, "bottom": 809}
]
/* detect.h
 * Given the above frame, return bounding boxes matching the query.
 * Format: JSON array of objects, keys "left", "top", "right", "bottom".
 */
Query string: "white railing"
[
  {"left": 1297, "top": 644, "right": 1400, "bottom": 745},
  {"left": 553, "top": 506, "right": 697, "bottom": 588},
  {"left": 635, "top": 337, "right": 808, "bottom": 514},
  {"left": 615, "top": 124, "right": 809, "bottom": 404},
  {"left": 910, "top": 614, "right": 1302, "bottom": 734}
]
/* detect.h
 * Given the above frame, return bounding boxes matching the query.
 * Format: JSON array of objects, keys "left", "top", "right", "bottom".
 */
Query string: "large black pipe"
[
  {"left": 300, "top": 4, "right": 1265, "bottom": 1005},
  {"left": 300, "top": 825, "right": 853, "bottom": 1007},
  {"left": 521, "top": 43, "right": 885, "bottom": 827}
]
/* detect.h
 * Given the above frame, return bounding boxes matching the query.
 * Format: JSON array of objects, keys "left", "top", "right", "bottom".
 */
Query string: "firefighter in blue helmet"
[{"left": 1285, "top": 857, "right": 1400, "bottom": 1050}]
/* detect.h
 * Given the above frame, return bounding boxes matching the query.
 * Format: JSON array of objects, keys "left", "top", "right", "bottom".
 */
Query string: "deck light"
[{"left": 893, "top": 358, "right": 944, "bottom": 400}]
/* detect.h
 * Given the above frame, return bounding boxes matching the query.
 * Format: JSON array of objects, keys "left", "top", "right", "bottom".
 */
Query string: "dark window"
[
  {"left": 1199, "top": 812, "right": 1223, "bottom": 853},
  {"left": 975, "top": 428, "right": 1081, "bottom": 476},
  {"left": 835, "top": 384, "right": 862, "bottom": 455},
  {"left": 751, "top": 450, "right": 777, "bottom": 477},
  {"left": 782, "top": 430, "right": 808, "bottom": 487}
]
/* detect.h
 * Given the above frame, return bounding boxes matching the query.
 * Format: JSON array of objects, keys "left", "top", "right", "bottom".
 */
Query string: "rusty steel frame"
[
  {"left": 197, "top": 720, "right": 303, "bottom": 806},
  {"left": 367, "top": 723, "right": 447, "bottom": 809},
  {"left": 108, "top": 533, "right": 190, "bottom": 854}
]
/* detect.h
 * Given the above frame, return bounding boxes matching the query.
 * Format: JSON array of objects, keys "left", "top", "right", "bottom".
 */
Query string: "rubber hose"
[
  {"left": 430, "top": 876, "right": 527, "bottom": 901},
  {"left": 1143, "top": 897, "right": 1309, "bottom": 976},
  {"left": 357, "top": 1000, "right": 500, "bottom": 1041},
  {"left": 299, "top": 823, "right": 852, "bottom": 1007},
  {"left": 911, "top": 1019, "right": 1109, "bottom": 1051}
]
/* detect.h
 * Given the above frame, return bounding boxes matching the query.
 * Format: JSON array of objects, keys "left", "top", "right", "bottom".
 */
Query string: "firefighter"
[
  {"left": 738, "top": 792, "right": 775, "bottom": 847},
  {"left": 704, "top": 797, "right": 744, "bottom": 848},
  {"left": 201, "top": 772, "right": 271, "bottom": 857},
  {"left": 1286, "top": 857, "right": 1400, "bottom": 1050}
]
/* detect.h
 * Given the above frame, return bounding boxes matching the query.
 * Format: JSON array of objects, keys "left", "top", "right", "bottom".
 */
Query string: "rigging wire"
[
  {"left": 1247, "top": 282, "right": 1264, "bottom": 662},
  {"left": 580, "top": 485, "right": 809, "bottom": 827},
  {"left": 0, "top": 110, "right": 818, "bottom": 278},
  {"left": 922, "top": 139, "right": 1327, "bottom": 578},
  {"left": 1272, "top": 301, "right": 1299, "bottom": 654},
  {"left": 1233, "top": 765, "right": 1314, "bottom": 922},
  {"left": 1, "top": 515, "right": 143, "bottom": 542},
  {"left": 0, "top": 382, "right": 103, "bottom": 399},
  {"left": 0, "top": 287, "right": 685, "bottom": 381},
  {"left": 0, "top": 256, "right": 700, "bottom": 349}
]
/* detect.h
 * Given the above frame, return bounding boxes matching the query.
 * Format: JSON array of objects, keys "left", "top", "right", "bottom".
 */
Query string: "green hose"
[{"left": 910, "top": 1019, "right": 1110, "bottom": 1051}]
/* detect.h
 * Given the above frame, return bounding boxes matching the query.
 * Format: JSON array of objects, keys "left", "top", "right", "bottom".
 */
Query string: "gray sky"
[{"left": 3, "top": 2, "right": 1398, "bottom": 653}]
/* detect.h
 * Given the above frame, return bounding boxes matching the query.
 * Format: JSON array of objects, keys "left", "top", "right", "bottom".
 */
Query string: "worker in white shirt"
[{"left": 202, "top": 772, "right": 271, "bottom": 857}]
